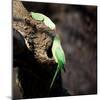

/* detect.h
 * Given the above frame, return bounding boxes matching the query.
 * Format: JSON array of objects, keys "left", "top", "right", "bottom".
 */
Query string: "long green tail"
[{"left": 50, "top": 65, "right": 59, "bottom": 88}]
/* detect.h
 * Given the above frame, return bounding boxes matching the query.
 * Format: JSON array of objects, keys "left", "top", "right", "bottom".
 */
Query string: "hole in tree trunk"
[{"left": 47, "top": 44, "right": 53, "bottom": 58}]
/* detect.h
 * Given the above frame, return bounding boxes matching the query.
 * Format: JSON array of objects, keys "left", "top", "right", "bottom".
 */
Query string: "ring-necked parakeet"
[
  {"left": 31, "top": 12, "right": 56, "bottom": 30},
  {"left": 50, "top": 35, "right": 66, "bottom": 88}
]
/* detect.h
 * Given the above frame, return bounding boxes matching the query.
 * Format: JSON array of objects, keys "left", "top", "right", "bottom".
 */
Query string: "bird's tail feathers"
[{"left": 50, "top": 65, "right": 59, "bottom": 89}]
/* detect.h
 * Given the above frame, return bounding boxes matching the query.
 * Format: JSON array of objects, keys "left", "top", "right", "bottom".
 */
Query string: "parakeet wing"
[
  {"left": 55, "top": 47, "right": 65, "bottom": 70},
  {"left": 31, "top": 12, "right": 44, "bottom": 21}
]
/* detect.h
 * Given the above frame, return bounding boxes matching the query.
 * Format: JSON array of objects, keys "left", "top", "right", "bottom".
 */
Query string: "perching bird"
[
  {"left": 50, "top": 35, "right": 66, "bottom": 88},
  {"left": 31, "top": 12, "right": 56, "bottom": 30}
]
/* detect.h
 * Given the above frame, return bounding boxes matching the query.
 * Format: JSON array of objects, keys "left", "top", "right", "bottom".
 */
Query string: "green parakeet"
[
  {"left": 50, "top": 35, "right": 66, "bottom": 88},
  {"left": 31, "top": 12, "right": 56, "bottom": 30}
]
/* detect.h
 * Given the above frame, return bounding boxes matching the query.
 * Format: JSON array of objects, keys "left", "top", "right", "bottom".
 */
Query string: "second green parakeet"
[{"left": 50, "top": 35, "right": 66, "bottom": 88}]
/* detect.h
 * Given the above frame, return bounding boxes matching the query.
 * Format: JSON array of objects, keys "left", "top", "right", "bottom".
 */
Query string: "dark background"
[{"left": 13, "top": 1, "right": 97, "bottom": 98}]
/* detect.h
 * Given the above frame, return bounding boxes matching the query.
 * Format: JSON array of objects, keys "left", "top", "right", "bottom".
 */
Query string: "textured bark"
[{"left": 13, "top": 0, "right": 55, "bottom": 63}]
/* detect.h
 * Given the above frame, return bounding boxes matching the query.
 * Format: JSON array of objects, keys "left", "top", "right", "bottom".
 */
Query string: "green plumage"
[
  {"left": 50, "top": 35, "right": 66, "bottom": 88},
  {"left": 31, "top": 12, "right": 56, "bottom": 30}
]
